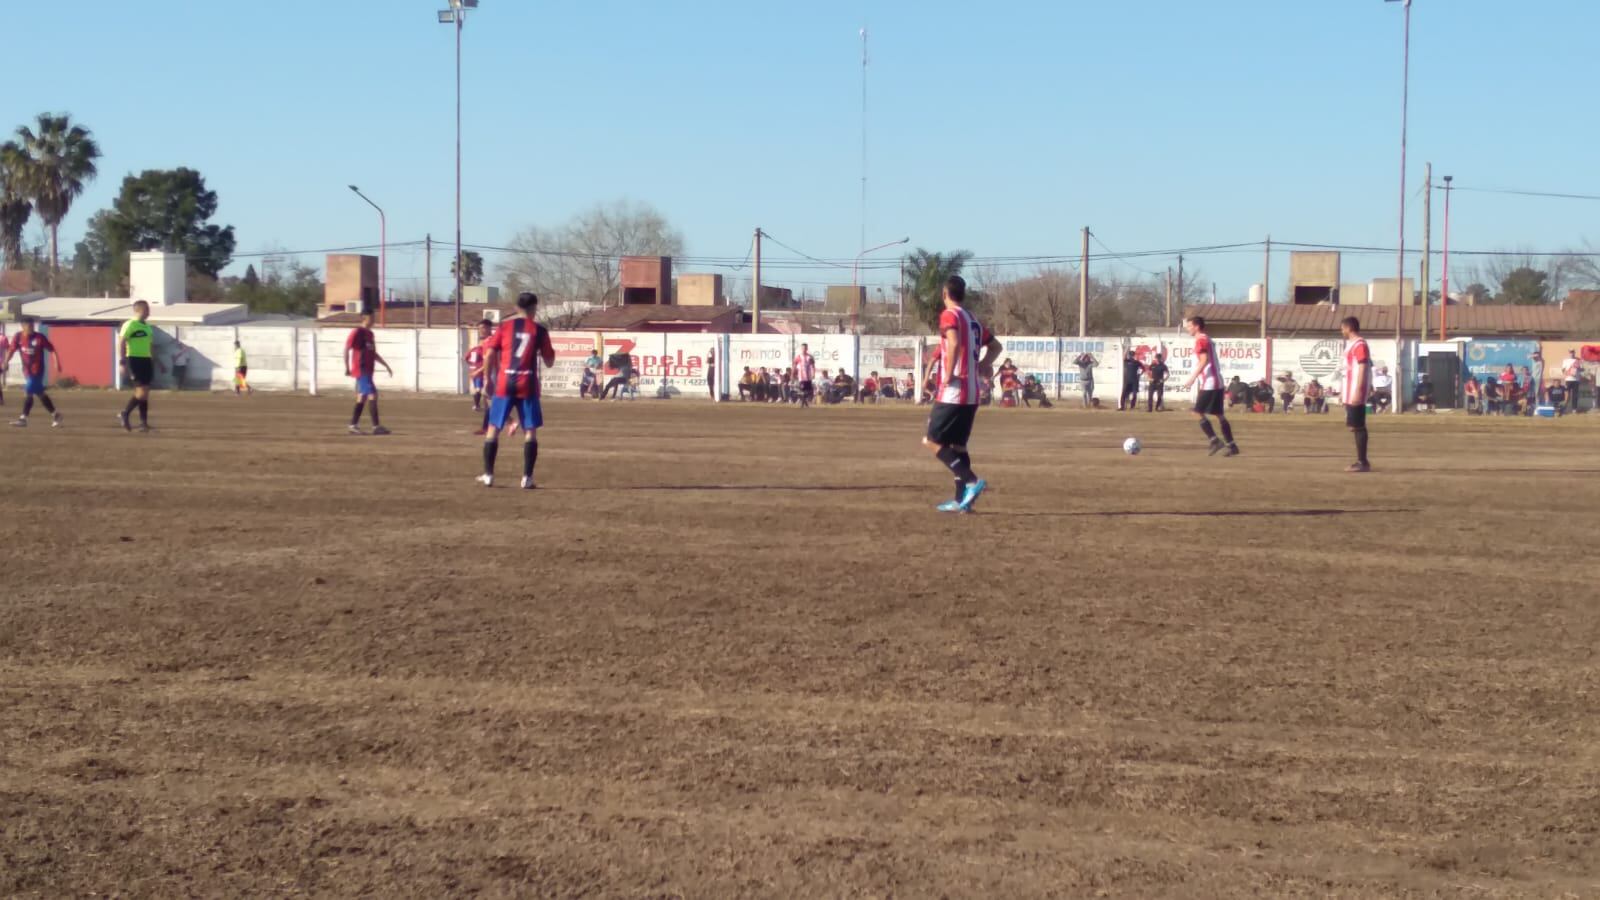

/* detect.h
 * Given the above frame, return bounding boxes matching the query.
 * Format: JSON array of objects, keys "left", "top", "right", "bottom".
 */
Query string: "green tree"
[
  {"left": 452, "top": 250, "right": 483, "bottom": 287},
  {"left": 902, "top": 248, "right": 974, "bottom": 329},
  {"left": 0, "top": 141, "right": 32, "bottom": 270},
  {"left": 1494, "top": 267, "right": 1551, "bottom": 306},
  {"left": 227, "top": 262, "right": 322, "bottom": 317},
  {"left": 13, "top": 113, "right": 101, "bottom": 276},
  {"left": 242, "top": 264, "right": 260, "bottom": 288},
  {"left": 101, "top": 168, "right": 236, "bottom": 278}
]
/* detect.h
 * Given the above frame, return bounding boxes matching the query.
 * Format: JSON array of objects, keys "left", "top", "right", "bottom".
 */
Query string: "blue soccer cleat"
[
  {"left": 936, "top": 499, "right": 966, "bottom": 513},
  {"left": 959, "top": 478, "right": 988, "bottom": 511}
]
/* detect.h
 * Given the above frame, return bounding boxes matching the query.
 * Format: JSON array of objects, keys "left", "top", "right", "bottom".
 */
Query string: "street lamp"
[
  {"left": 1387, "top": 0, "right": 1411, "bottom": 413},
  {"left": 1441, "top": 174, "right": 1453, "bottom": 340},
  {"left": 348, "top": 185, "right": 386, "bottom": 326},
  {"left": 852, "top": 236, "right": 909, "bottom": 332},
  {"left": 438, "top": 0, "right": 479, "bottom": 330}
]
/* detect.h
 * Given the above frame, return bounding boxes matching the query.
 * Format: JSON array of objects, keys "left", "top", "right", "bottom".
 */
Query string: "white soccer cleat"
[
  {"left": 9, "top": 417, "right": 25, "bottom": 428},
  {"left": 348, "top": 424, "right": 364, "bottom": 435},
  {"left": 51, "top": 412, "right": 62, "bottom": 428},
  {"left": 520, "top": 476, "right": 536, "bottom": 490},
  {"left": 477, "top": 474, "right": 494, "bottom": 488}
]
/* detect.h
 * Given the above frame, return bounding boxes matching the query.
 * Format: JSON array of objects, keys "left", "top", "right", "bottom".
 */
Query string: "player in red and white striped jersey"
[
  {"left": 922, "top": 275, "right": 1002, "bottom": 513},
  {"left": 1181, "top": 316, "right": 1240, "bottom": 456},
  {"left": 1341, "top": 316, "right": 1373, "bottom": 473}
]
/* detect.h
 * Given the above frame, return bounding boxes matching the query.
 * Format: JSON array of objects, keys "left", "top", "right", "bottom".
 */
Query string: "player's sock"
[
  {"left": 936, "top": 445, "right": 976, "bottom": 484},
  {"left": 368, "top": 401, "right": 381, "bottom": 428},
  {"left": 1219, "top": 419, "right": 1236, "bottom": 446},
  {"left": 481, "top": 407, "right": 491, "bottom": 430},
  {"left": 123, "top": 397, "right": 139, "bottom": 419},
  {"left": 137, "top": 398, "right": 148, "bottom": 425},
  {"left": 351, "top": 401, "right": 365, "bottom": 426},
  {"left": 483, "top": 438, "right": 499, "bottom": 476},
  {"left": 1355, "top": 428, "right": 1369, "bottom": 465},
  {"left": 523, "top": 440, "right": 538, "bottom": 479},
  {"left": 22, "top": 395, "right": 33, "bottom": 417},
  {"left": 1199, "top": 418, "right": 1217, "bottom": 441},
  {"left": 957, "top": 451, "right": 978, "bottom": 484},
  {"left": 38, "top": 393, "right": 54, "bottom": 414}
]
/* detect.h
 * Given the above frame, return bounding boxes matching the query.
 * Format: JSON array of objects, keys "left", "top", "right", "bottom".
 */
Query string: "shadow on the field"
[
  {"left": 1007, "top": 507, "right": 1419, "bottom": 519},
  {"left": 553, "top": 485, "right": 925, "bottom": 493}
]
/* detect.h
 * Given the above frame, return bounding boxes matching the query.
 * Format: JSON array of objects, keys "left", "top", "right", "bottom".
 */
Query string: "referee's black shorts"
[
  {"left": 926, "top": 402, "right": 977, "bottom": 447},
  {"left": 125, "top": 357, "right": 155, "bottom": 387}
]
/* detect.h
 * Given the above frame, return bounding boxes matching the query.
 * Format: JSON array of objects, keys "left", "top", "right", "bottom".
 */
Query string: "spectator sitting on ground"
[
  {"left": 1303, "top": 379, "right": 1327, "bottom": 413},
  {"left": 776, "top": 368, "right": 793, "bottom": 403},
  {"left": 1463, "top": 375, "right": 1481, "bottom": 414},
  {"left": 1371, "top": 366, "right": 1394, "bottom": 412},
  {"left": 1275, "top": 371, "right": 1299, "bottom": 414},
  {"left": 1547, "top": 381, "right": 1567, "bottom": 414},
  {"left": 1415, "top": 373, "right": 1435, "bottom": 411},
  {"left": 879, "top": 374, "right": 899, "bottom": 400},
  {"left": 997, "top": 359, "right": 1022, "bottom": 407},
  {"left": 861, "top": 371, "right": 881, "bottom": 403},
  {"left": 1226, "top": 375, "right": 1250, "bottom": 410},
  {"left": 1482, "top": 376, "right": 1502, "bottom": 414},
  {"left": 738, "top": 366, "right": 757, "bottom": 401},
  {"left": 579, "top": 364, "right": 599, "bottom": 400},
  {"left": 1519, "top": 365, "right": 1536, "bottom": 415},
  {"left": 831, "top": 370, "right": 855, "bottom": 403},
  {"left": 1022, "top": 374, "right": 1053, "bottom": 408},
  {"left": 817, "top": 369, "right": 833, "bottom": 403},
  {"left": 1252, "top": 378, "right": 1276, "bottom": 413}
]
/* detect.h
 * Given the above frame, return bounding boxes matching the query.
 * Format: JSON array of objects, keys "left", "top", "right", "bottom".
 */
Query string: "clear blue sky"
[{"left": 6, "top": 0, "right": 1596, "bottom": 301}]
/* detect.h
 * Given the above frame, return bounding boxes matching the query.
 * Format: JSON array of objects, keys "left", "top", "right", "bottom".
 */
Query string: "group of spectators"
[
  {"left": 1463, "top": 351, "right": 1589, "bottom": 415},
  {"left": 736, "top": 365, "right": 916, "bottom": 404},
  {"left": 1222, "top": 372, "right": 1344, "bottom": 414}
]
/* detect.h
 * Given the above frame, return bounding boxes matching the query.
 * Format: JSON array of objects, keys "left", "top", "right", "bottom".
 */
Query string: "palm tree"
[
  {"left": 902, "top": 247, "right": 973, "bottom": 329},
  {"left": 14, "top": 113, "right": 101, "bottom": 277},
  {"left": 0, "top": 141, "right": 31, "bottom": 271},
  {"left": 452, "top": 250, "right": 484, "bottom": 287}
]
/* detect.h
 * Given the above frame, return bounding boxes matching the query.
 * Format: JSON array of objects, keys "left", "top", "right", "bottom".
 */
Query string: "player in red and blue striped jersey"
[
  {"left": 4, "top": 319, "right": 63, "bottom": 428},
  {"left": 473, "top": 292, "right": 554, "bottom": 489}
]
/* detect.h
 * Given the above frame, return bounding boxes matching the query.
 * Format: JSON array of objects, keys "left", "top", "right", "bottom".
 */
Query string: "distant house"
[{"left": 1183, "top": 302, "right": 1590, "bottom": 340}]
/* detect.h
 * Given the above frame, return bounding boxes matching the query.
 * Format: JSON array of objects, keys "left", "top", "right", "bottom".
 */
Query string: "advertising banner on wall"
[
  {"left": 860, "top": 336, "right": 920, "bottom": 385},
  {"left": 1463, "top": 340, "right": 1540, "bottom": 384}
]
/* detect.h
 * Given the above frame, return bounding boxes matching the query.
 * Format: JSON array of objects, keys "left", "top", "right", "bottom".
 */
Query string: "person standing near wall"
[
  {"left": 707, "top": 347, "right": 717, "bottom": 401},
  {"left": 232, "top": 340, "right": 252, "bottom": 395},
  {"left": 1561, "top": 350, "right": 1582, "bottom": 414},
  {"left": 170, "top": 341, "right": 190, "bottom": 391},
  {"left": 1146, "top": 354, "right": 1169, "bottom": 412},
  {"left": 1119, "top": 349, "right": 1141, "bottom": 412},
  {"left": 118, "top": 301, "right": 165, "bottom": 432},
  {"left": 1073, "top": 350, "right": 1097, "bottom": 409},
  {"left": 1528, "top": 350, "right": 1545, "bottom": 408}
]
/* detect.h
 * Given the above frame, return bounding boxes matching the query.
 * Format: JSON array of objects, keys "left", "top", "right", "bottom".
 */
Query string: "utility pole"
[
  {"left": 751, "top": 227, "right": 763, "bottom": 334},
  {"left": 1262, "top": 237, "right": 1272, "bottom": 375},
  {"left": 1392, "top": 0, "right": 1412, "bottom": 414},
  {"left": 1078, "top": 227, "right": 1089, "bottom": 337},
  {"left": 1164, "top": 268, "right": 1173, "bottom": 328},
  {"left": 898, "top": 258, "right": 905, "bottom": 332},
  {"left": 1421, "top": 163, "right": 1432, "bottom": 343},
  {"left": 424, "top": 234, "right": 432, "bottom": 328},
  {"left": 1176, "top": 255, "right": 1185, "bottom": 309},
  {"left": 1212, "top": 282, "right": 1217, "bottom": 305}
]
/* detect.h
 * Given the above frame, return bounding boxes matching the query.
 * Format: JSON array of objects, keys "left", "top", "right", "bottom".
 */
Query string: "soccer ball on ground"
[{"left": 1123, "top": 437, "right": 1142, "bottom": 456}]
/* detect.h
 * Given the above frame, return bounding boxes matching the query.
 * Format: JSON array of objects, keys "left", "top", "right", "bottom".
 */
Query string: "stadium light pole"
[
  {"left": 852, "top": 237, "right": 908, "bottom": 332},
  {"left": 439, "top": 0, "right": 478, "bottom": 330},
  {"left": 348, "top": 185, "right": 386, "bottom": 326},
  {"left": 1387, "top": 0, "right": 1411, "bottom": 413}
]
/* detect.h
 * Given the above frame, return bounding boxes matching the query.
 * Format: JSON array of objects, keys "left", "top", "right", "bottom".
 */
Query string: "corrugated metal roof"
[
  {"left": 575, "top": 305, "right": 742, "bottom": 330},
  {"left": 1182, "top": 303, "right": 1583, "bottom": 336}
]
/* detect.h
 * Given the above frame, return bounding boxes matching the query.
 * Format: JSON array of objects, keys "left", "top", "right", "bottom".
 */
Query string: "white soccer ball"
[{"left": 1123, "top": 437, "right": 1142, "bottom": 456}]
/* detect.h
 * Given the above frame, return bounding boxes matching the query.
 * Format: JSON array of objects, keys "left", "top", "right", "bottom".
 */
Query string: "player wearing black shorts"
[
  {"left": 118, "top": 301, "right": 164, "bottom": 432},
  {"left": 1341, "top": 316, "right": 1373, "bottom": 473},
  {"left": 1181, "top": 316, "right": 1239, "bottom": 456},
  {"left": 922, "top": 276, "right": 1003, "bottom": 513}
]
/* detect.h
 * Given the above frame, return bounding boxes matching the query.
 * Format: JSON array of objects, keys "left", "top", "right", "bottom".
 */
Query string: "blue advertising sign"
[{"left": 1463, "top": 340, "right": 1540, "bottom": 383}]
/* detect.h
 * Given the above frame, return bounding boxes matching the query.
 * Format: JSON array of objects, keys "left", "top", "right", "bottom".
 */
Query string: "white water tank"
[
  {"left": 129, "top": 251, "right": 187, "bottom": 306},
  {"left": 1248, "top": 283, "right": 1265, "bottom": 304}
]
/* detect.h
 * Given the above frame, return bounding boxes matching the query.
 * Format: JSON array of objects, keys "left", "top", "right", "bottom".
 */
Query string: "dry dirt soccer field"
[{"left": 2, "top": 390, "right": 1598, "bottom": 898}]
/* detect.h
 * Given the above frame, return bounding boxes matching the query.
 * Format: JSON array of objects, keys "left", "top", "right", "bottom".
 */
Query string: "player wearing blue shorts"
[
  {"left": 344, "top": 312, "right": 394, "bottom": 435},
  {"left": 5, "top": 319, "right": 64, "bottom": 428},
  {"left": 474, "top": 292, "right": 554, "bottom": 489}
]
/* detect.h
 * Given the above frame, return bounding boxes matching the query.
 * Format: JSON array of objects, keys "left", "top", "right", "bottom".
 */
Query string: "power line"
[{"left": 1450, "top": 185, "right": 1600, "bottom": 202}]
